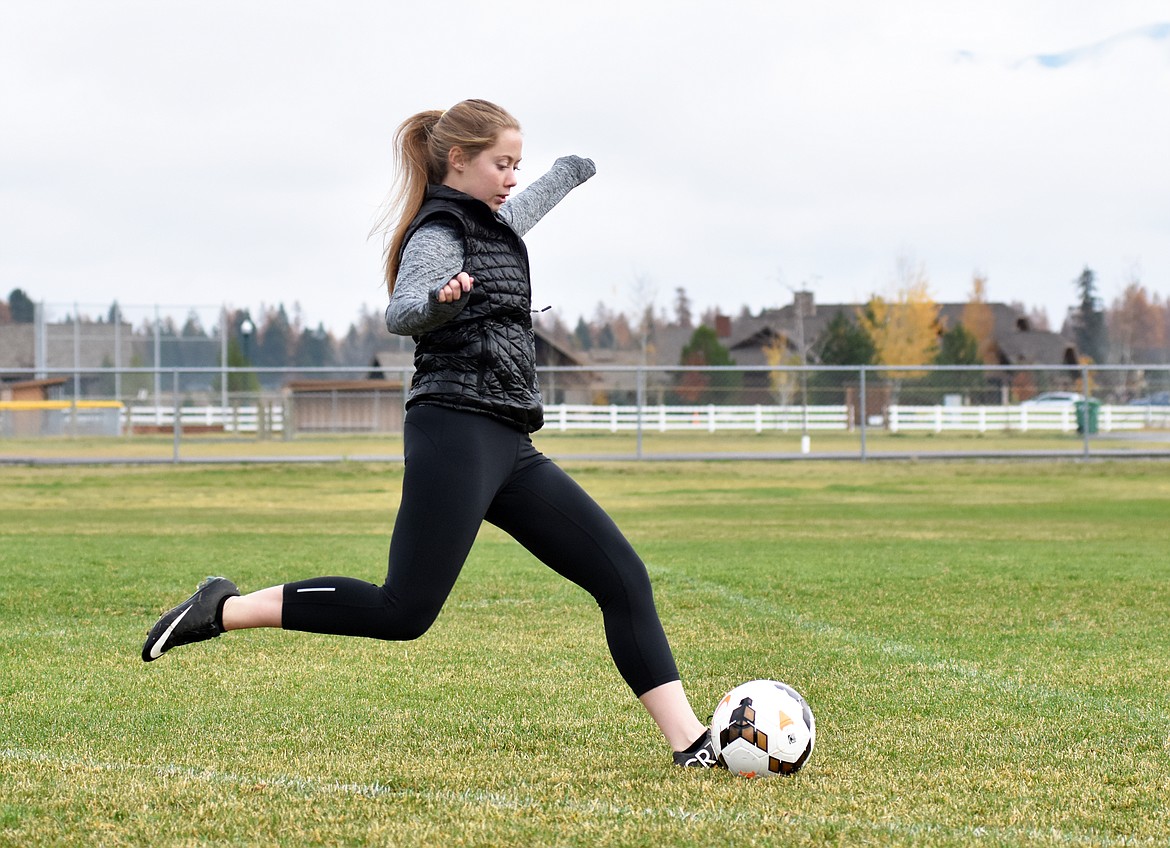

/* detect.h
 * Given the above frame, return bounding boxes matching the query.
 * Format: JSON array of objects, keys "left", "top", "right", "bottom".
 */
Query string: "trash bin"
[{"left": 1075, "top": 399, "right": 1100, "bottom": 434}]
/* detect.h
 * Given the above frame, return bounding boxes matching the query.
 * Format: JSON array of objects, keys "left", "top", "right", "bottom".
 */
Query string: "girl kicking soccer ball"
[{"left": 143, "top": 98, "right": 719, "bottom": 770}]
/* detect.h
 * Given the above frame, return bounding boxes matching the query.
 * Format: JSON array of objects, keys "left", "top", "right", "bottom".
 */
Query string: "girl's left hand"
[{"left": 436, "top": 272, "right": 474, "bottom": 304}]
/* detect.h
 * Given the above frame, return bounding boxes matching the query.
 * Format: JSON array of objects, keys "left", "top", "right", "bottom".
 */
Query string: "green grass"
[{"left": 2, "top": 460, "right": 1169, "bottom": 846}]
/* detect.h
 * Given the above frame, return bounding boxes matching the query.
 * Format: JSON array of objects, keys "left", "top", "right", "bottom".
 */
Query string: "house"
[
  {"left": 0, "top": 377, "right": 67, "bottom": 402},
  {"left": 533, "top": 327, "right": 594, "bottom": 403},
  {"left": 581, "top": 323, "right": 694, "bottom": 404},
  {"left": 0, "top": 377, "right": 69, "bottom": 436},
  {"left": 730, "top": 295, "right": 1076, "bottom": 364},
  {"left": 287, "top": 318, "right": 413, "bottom": 432},
  {"left": 284, "top": 378, "right": 408, "bottom": 434},
  {"left": 935, "top": 303, "right": 1078, "bottom": 368},
  {"left": 722, "top": 294, "right": 1080, "bottom": 405}
]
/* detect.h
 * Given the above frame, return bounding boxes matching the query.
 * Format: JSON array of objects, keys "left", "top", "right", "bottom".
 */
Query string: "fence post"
[
  {"left": 635, "top": 366, "right": 645, "bottom": 460},
  {"left": 859, "top": 367, "right": 868, "bottom": 461},
  {"left": 154, "top": 306, "right": 162, "bottom": 415},
  {"left": 34, "top": 301, "right": 46, "bottom": 379},
  {"left": 72, "top": 302, "right": 81, "bottom": 413},
  {"left": 1082, "top": 363, "right": 1092, "bottom": 459},
  {"left": 220, "top": 310, "right": 228, "bottom": 414},
  {"left": 172, "top": 370, "right": 181, "bottom": 464}
]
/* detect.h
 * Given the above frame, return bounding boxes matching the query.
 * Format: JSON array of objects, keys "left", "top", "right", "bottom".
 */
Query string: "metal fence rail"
[{"left": 3, "top": 363, "right": 1169, "bottom": 461}]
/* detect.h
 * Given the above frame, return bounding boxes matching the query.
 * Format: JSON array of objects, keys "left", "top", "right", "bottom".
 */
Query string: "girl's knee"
[{"left": 371, "top": 602, "right": 442, "bottom": 642}]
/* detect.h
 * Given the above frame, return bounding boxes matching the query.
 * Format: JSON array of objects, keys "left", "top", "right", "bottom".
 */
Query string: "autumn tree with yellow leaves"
[
  {"left": 858, "top": 258, "right": 942, "bottom": 397},
  {"left": 761, "top": 331, "right": 801, "bottom": 405},
  {"left": 1108, "top": 277, "right": 1165, "bottom": 364},
  {"left": 1106, "top": 275, "right": 1167, "bottom": 397},
  {"left": 961, "top": 273, "right": 997, "bottom": 363}
]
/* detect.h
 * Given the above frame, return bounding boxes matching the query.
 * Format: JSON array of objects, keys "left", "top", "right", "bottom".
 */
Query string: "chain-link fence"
[{"left": 2, "top": 363, "right": 1169, "bottom": 463}]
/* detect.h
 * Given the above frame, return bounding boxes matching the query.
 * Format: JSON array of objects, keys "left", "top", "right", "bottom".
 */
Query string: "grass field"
[{"left": 2, "top": 458, "right": 1169, "bottom": 846}]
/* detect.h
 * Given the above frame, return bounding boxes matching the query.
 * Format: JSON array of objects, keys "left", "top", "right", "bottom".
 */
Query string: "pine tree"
[
  {"left": 1073, "top": 266, "right": 1108, "bottom": 364},
  {"left": 935, "top": 322, "right": 980, "bottom": 365},
  {"left": 573, "top": 317, "right": 593, "bottom": 351},
  {"left": 676, "top": 325, "right": 739, "bottom": 403},
  {"left": 817, "top": 310, "right": 875, "bottom": 366},
  {"left": 809, "top": 309, "right": 875, "bottom": 403},
  {"left": 7, "top": 288, "right": 35, "bottom": 323}
]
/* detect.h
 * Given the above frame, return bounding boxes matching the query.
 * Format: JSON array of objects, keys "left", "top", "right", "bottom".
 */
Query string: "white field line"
[
  {"left": 0, "top": 747, "right": 1162, "bottom": 847},
  {"left": 650, "top": 565, "right": 1170, "bottom": 729}
]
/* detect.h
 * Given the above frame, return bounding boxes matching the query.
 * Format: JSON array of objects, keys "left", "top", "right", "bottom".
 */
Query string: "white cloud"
[{"left": 1, "top": 0, "right": 1167, "bottom": 334}]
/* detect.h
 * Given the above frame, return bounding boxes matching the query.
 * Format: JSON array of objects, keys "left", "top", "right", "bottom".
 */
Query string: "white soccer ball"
[{"left": 710, "top": 679, "right": 816, "bottom": 777}]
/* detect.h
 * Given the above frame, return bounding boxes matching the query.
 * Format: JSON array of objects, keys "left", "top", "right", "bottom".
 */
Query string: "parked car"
[
  {"left": 1127, "top": 392, "right": 1170, "bottom": 406},
  {"left": 1021, "top": 391, "right": 1085, "bottom": 406}
]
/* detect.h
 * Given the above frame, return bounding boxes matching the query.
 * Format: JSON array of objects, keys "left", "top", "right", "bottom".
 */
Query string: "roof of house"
[
  {"left": 286, "top": 379, "right": 405, "bottom": 392},
  {"left": 993, "top": 330, "right": 1079, "bottom": 366},
  {"left": 726, "top": 299, "right": 1079, "bottom": 367}
]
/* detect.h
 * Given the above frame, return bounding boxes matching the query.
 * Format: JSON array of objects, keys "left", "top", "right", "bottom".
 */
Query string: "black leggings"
[{"left": 282, "top": 404, "right": 680, "bottom": 697}]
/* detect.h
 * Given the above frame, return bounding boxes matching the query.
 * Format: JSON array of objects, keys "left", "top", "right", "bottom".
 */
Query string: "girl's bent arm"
[{"left": 384, "top": 222, "right": 468, "bottom": 336}]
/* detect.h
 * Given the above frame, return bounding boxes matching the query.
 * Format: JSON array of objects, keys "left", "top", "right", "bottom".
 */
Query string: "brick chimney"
[{"left": 794, "top": 290, "right": 816, "bottom": 318}]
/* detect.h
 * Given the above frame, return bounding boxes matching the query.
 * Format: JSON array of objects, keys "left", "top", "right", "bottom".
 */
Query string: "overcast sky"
[{"left": 3, "top": 1, "right": 1168, "bottom": 334}]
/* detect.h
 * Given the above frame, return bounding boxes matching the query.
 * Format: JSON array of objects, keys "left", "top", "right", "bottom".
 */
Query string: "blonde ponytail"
[{"left": 377, "top": 100, "right": 521, "bottom": 295}]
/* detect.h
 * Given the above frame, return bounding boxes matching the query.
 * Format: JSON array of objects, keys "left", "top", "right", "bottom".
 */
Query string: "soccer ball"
[{"left": 710, "top": 679, "right": 816, "bottom": 777}]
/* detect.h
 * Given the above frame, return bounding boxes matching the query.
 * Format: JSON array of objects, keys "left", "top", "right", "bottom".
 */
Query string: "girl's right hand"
[{"left": 436, "top": 272, "right": 474, "bottom": 304}]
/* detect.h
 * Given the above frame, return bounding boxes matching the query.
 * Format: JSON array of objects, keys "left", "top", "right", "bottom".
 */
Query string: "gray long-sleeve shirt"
[{"left": 384, "top": 155, "right": 596, "bottom": 336}]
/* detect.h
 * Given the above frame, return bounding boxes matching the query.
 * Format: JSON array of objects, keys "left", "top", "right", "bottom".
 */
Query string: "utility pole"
[{"left": 787, "top": 279, "right": 817, "bottom": 454}]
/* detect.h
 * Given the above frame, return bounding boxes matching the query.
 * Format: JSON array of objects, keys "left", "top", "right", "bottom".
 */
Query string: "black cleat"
[
  {"left": 142, "top": 576, "right": 239, "bottom": 662},
  {"left": 673, "top": 729, "right": 722, "bottom": 768}
]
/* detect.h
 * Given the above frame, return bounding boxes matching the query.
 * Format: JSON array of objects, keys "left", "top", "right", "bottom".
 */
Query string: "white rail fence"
[
  {"left": 125, "top": 404, "right": 283, "bottom": 434},
  {"left": 115, "top": 403, "right": 851, "bottom": 435},
  {"left": 107, "top": 402, "right": 1169, "bottom": 435},
  {"left": 543, "top": 404, "right": 851, "bottom": 433},
  {"left": 886, "top": 404, "right": 1170, "bottom": 434},
  {"left": 6, "top": 401, "right": 1170, "bottom": 438}
]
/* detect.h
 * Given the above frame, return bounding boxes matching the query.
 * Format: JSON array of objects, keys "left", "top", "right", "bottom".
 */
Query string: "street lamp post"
[
  {"left": 238, "top": 317, "right": 256, "bottom": 432},
  {"left": 240, "top": 317, "right": 255, "bottom": 364},
  {"left": 788, "top": 287, "right": 814, "bottom": 454}
]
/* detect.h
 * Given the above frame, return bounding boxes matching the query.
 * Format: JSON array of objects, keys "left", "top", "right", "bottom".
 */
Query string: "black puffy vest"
[{"left": 400, "top": 185, "right": 543, "bottom": 432}]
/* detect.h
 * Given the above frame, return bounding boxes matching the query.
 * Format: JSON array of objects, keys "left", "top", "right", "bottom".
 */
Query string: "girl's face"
[{"left": 444, "top": 128, "right": 522, "bottom": 212}]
